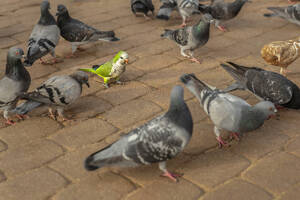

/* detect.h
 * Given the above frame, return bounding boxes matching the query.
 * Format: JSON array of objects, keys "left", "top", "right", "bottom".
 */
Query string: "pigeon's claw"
[
  {"left": 161, "top": 171, "right": 182, "bottom": 182},
  {"left": 216, "top": 136, "right": 228, "bottom": 148},
  {"left": 5, "top": 119, "right": 15, "bottom": 125}
]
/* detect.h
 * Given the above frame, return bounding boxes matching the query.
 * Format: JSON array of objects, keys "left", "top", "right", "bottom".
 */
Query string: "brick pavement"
[{"left": 0, "top": 0, "right": 300, "bottom": 199}]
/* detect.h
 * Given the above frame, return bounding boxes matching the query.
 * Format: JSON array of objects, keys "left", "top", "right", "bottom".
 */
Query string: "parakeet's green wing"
[{"left": 94, "top": 61, "right": 113, "bottom": 77}]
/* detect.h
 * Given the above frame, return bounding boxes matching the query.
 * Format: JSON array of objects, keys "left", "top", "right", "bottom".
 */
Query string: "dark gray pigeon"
[
  {"left": 198, "top": 0, "right": 250, "bottom": 31},
  {"left": 156, "top": 0, "right": 177, "bottom": 21},
  {"left": 0, "top": 47, "right": 31, "bottom": 125},
  {"left": 24, "top": 0, "right": 60, "bottom": 66},
  {"left": 264, "top": 4, "right": 300, "bottom": 26},
  {"left": 131, "top": 0, "right": 154, "bottom": 19},
  {"left": 161, "top": 13, "right": 213, "bottom": 63},
  {"left": 13, "top": 71, "right": 89, "bottom": 121},
  {"left": 180, "top": 74, "right": 277, "bottom": 147},
  {"left": 221, "top": 62, "right": 300, "bottom": 109},
  {"left": 84, "top": 86, "right": 193, "bottom": 182},
  {"left": 56, "top": 4, "right": 119, "bottom": 58}
]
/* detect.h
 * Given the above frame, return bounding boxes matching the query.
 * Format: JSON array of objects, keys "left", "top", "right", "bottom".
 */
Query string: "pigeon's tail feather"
[
  {"left": 12, "top": 101, "right": 42, "bottom": 115},
  {"left": 156, "top": 2, "right": 176, "bottom": 20},
  {"left": 160, "top": 29, "right": 173, "bottom": 38},
  {"left": 95, "top": 30, "right": 119, "bottom": 42},
  {"left": 132, "top": 2, "right": 148, "bottom": 14},
  {"left": 198, "top": 3, "right": 210, "bottom": 13},
  {"left": 84, "top": 142, "right": 125, "bottom": 171},
  {"left": 220, "top": 62, "right": 247, "bottom": 83},
  {"left": 264, "top": 13, "right": 277, "bottom": 17},
  {"left": 265, "top": 7, "right": 285, "bottom": 17}
]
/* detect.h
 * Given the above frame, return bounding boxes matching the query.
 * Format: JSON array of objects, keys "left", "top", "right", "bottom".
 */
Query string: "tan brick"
[
  {"left": 183, "top": 151, "right": 250, "bottom": 188},
  {"left": 0, "top": 171, "right": 5, "bottom": 183},
  {"left": 184, "top": 122, "right": 218, "bottom": 155},
  {"left": 285, "top": 136, "right": 300, "bottom": 158},
  {"left": 50, "top": 118, "right": 117, "bottom": 150},
  {"left": 0, "top": 140, "right": 7, "bottom": 152},
  {"left": 96, "top": 81, "right": 151, "bottom": 106},
  {"left": 0, "top": 37, "right": 19, "bottom": 49},
  {"left": 0, "top": 139, "right": 64, "bottom": 177},
  {"left": 100, "top": 99, "right": 161, "bottom": 128},
  {"left": 53, "top": 172, "right": 136, "bottom": 200},
  {"left": 26, "top": 63, "right": 58, "bottom": 80},
  {"left": 243, "top": 152, "right": 300, "bottom": 195},
  {"left": 67, "top": 96, "right": 113, "bottom": 119},
  {"left": 0, "top": 24, "right": 29, "bottom": 38},
  {"left": 202, "top": 179, "right": 272, "bottom": 200},
  {"left": 0, "top": 167, "right": 68, "bottom": 200},
  {"left": 186, "top": 98, "right": 208, "bottom": 124},
  {"left": 279, "top": 184, "right": 300, "bottom": 200},
  {"left": 0, "top": 117, "right": 61, "bottom": 148},
  {"left": 128, "top": 40, "right": 174, "bottom": 58},
  {"left": 127, "top": 179, "right": 203, "bottom": 200}
]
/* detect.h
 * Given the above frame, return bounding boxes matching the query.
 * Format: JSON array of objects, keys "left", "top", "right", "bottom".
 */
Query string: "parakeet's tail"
[
  {"left": 96, "top": 30, "right": 120, "bottom": 42},
  {"left": 160, "top": 29, "right": 173, "bottom": 38},
  {"left": 12, "top": 101, "right": 43, "bottom": 115},
  {"left": 79, "top": 68, "right": 97, "bottom": 74}
]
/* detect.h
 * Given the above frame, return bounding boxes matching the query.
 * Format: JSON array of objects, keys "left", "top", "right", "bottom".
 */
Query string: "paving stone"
[
  {"left": 53, "top": 172, "right": 136, "bottom": 200},
  {"left": 285, "top": 136, "right": 300, "bottom": 157},
  {"left": 26, "top": 63, "right": 58, "bottom": 79},
  {"left": 243, "top": 152, "right": 300, "bottom": 195},
  {"left": 279, "top": 184, "right": 300, "bottom": 200},
  {"left": 49, "top": 143, "right": 108, "bottom": 181},
  {"left": 0, "top": 139, "right": 64, "bottom": 177},
  {"left": 0, "top": 117, "right": 61, "bottom": 148},
  {"left": 127, "top": 179, "right": 204, "bottom": 200},
  {"left": 0, "top": 171, "right": 6, "bottom": 183},
  {"left": 128, "top": 40, "right": 173, "bottom": 58},
  {"left": 0, "top": 24, "right": 29, "bottom": 38},
  {"left": 202, "top": 179, "right": 272, "bottom": 200},
  {"left": 186, "top": 98, "right": 208, "bottom": 124},
  {"left": 0, "top": 167, "right": 68, "bottom": 200},
  {"left": 0, "top": 140, "right": 7, "bottom": 152},
  {"left": 50, "top": 118, "right": 117, "bottom": 150},
  {"left": 96, "top": 81, "right": 151, "bottom": 106},
  {"left": 183, "top": 150, "right": 250, "bottom": 188},
  {"left": 67, "top": 96, "right": 113, "bottom": 119},
  {"left": 0, "top": 37, "right": 19, "bottom": 49},
  {"left": 184, "top": 121, "right": 218, "bottom": 155},
  {"left": 100, "top": 99, "right": 161, "bottom": 128}
]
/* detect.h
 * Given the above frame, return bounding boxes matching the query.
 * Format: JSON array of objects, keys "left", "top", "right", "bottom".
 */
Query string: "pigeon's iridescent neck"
[{"left": 38, "top": 10, "right": 56, "bottom": 25}]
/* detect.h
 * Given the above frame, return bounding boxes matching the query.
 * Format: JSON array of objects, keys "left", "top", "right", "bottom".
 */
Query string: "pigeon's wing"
[
  {"left": 60, "top": 19, "right": 100, "bottom": 42},
  {"left": 210, "top": 1, "right": 227, "bottom": 19},
  {"left": 123, "top": 116, "right": 185, "bottom": 165},
  {"left": 245, "top": 70, "right": 293, "bottom": 104},
  {"left": 0, "top": 77, "right": 21, "bottom": 106},
  {"left": 170, "top": 27, "right": 190, "bottom": 46},
  {"left": 157, "top": 1, "right": 177, "bottom": 20},
  {"left": 22, "top": 76, "right": 81, "bottom": 106}
]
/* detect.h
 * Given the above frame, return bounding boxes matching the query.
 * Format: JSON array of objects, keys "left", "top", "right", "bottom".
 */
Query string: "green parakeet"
[{"left": 79, "top": 51, "right": 129, "bottom": 88}]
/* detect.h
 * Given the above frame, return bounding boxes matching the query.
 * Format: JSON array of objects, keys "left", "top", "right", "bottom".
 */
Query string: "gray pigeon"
[
  {"left": 180, "top": 74, "right": 277, "bottom": 147},
  {"left": 221, "top": 62, "right": 300, "bottom": 109},
  {"left": 131, "top": 0, "right": 154, "bottom": 19},
  {"left": 84, "top": 86, "right": 193, "bottom": 182},
  {"left": 161, "top": 13, "right": 213, "bottom": 63},
  {"left": 264, "top": 4, "right": 300, "bottom": 26},
  {"left": 0, "top": 47, "right": 31, "bottom": 125},
  {"left": 156, "top": 0, "right": 178, "bottom": 21},
  {"left": 198, "top": 0, "right": 250, "bottom": 31},
  {"left": 13, "top": 71, "right": 89, "bottom": 121},
  {"left": 56, "top": 4, "right": 119, "bottom": 58},
  {"left": 24, "top": 0, "right": 60, "bottom": 66}
]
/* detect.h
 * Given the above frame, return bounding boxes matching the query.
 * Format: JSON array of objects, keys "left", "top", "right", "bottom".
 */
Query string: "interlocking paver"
[
  {"left": 279, "top": 184, "right": 300, "bottom": 200},
  {"left": 285, "top": 136, "right": 300, "bottom": 157},
  {"left": 243, "top": 152, "right": 300, "bottom": 195},
  {"left": 0, "top": 167, "right": 68, "bottom": 200},
  {"left": 0, "top": 140, "right": 7, "bottom": 152}
]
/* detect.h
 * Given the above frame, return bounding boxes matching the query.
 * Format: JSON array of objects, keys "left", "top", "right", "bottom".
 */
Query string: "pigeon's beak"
[
  {"left": 85, "top": 81, "right": 90, "bottom": 88},
  {"left": 124, "top": 59, "right": 129, "bottom": 64}
]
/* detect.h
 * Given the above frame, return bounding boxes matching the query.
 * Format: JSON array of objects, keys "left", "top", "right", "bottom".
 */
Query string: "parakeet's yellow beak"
[{"left": 124, "top": 59, "right": 129, "bottom": 64}]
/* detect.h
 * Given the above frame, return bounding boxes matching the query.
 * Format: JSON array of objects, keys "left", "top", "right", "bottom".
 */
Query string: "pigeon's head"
[
  {"left": 56, "top": 4, "right": 68, "bottom": 16},
  {"left": 72, "top": 71, "right": 90, "bottom": 88},
  {"left": 41, "top": 0, "right": 50, "bottom": 12},
  {"left": 8, "top": 47, "right": 25, "bottom": 60},
  {"left": 202, "top": 14, "right": 214, "bottom": 23},
  {"left": 254, "top": 101, "right": 277, "bottom": 120},
  {"left": 114, "top": 51, "right": 129, "bottom": 65},
  {"left": 180, "top": 73, "right": 205, "bottom": 96}
]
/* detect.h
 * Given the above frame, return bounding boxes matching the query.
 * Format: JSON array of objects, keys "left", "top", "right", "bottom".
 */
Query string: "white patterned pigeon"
[
  {"left": 24, "top": 0, "right": 60, "bottom": 66},
  {"left": 0, "top": 47, "right": 31, "bottom": 125},
  {"left": 264, "top": 3, "right": 300, "bottom": 26},
  {"left": 180, "top": 73, "right": 277, "bottom": 147},
  {"left": 84, "top": 86, "right": 193, "bottom": 182}
]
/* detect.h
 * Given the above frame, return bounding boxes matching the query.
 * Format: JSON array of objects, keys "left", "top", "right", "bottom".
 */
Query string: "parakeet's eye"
[{"left": 120, "top": 57, "right": 123, "bottom": 59}]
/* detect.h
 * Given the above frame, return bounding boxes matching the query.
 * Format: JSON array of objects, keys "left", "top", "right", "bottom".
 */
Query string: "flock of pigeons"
[{"left": 1, "top": 0, "right": 300, "bottom": 182}]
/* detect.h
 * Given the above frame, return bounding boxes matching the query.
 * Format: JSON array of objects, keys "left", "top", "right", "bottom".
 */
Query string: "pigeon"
[
  {"left": 84, "top": 85, "right": 193, "bottom": 182},
  {"left": 0, "top": 47, "right": 31, "bottom": 125},
  {"left": 264, "top": 4, "right": 300, "bottom": 26},
  {"left": 24, "top": 0, "right": 60, "bottom": 66},
  {"left": 13, "top": 71, "right": 89, "bottom": 121},
  {"left": 56, "top": 4, "right": 119, "bottom": 58},
  {"left": 198, "top": 0, "right": 250, "bottom": 32},
  {"left": 221, "top": 62, "right": 300, "bottom": 109},
  {"left": 261, "top": 38, "right": 300, "bottom": 76},
  {"left": 131, "top": 0, "right": 155, "bottom": 19},
  {"left": 80, "top": 51, "right": 129, "bottom": 88},
  {"left": 156, "top": 0, "right": 178, "bottom": 21},
  {"left": 180, "top": 73, "right": 277, "bottom": 147},
  {"left": 289, "top": 0, "right": 300, "bottom": 3},
  {"left": 161, "top": 13, "right": 213, "bottom": 63}
]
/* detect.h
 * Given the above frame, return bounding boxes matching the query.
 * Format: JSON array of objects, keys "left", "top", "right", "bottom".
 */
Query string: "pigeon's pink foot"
[
  {"left": 65, "top": 53, "right": 76, "bottom": 59},
  {"left": 5, "top": 119, "right": 15, "bottom": 125},
  {"left": 39, "top": 58, "right": 46, "bottom": 64},
  {"left": 230, "top": 132, "right": 240, "bottom": 141},
  {"left": 16, "top": 114, "right": 28, "bottom": 120},
  {"left": 161, "top": 171, "right": 182, "bottom": 182},
  {"left": 179, "top": 23, "right": 187, "bottom": 28},
  {"left": 190, "top": 57, "right": 201, "bottom": 64},
  {"left": 275, "top": 105, "right": 285, "bottom": 110},
  {"left": 216, "top": 136, "right": 228, "bottom": 148},
  {"left": 217, "top": 25, "right": 227, "bottom": 32}
]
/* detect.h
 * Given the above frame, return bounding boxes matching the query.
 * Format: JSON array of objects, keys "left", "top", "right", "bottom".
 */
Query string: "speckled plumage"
[{"left": 264, "top": 4, "right": 300, "bottom": 26}]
